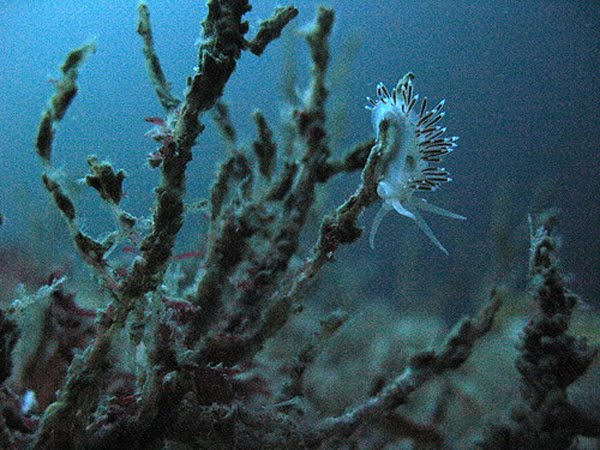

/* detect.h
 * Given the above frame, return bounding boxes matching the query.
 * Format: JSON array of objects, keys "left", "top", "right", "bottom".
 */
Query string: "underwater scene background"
[{"left": 0, "top": 1, "right": 598, "bottom": 448}]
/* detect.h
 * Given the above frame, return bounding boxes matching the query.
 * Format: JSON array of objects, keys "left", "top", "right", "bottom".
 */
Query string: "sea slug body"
[{"left": 366, "top": 73, "right": 465, "bottom": 254}]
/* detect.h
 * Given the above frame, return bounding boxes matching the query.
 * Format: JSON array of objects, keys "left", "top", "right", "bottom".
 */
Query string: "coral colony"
[{"left": 0, "top": 1, "right": 598, "bottom": 448}]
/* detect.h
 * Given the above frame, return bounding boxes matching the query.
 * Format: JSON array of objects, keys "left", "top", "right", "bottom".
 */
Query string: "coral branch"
[
  {"left": 252, "top": 110, "right": 277, "bottom": 180},
  {"left": 36, "top": 42, "right": 96, "bottom": 163},
  {"left": 31, "top": 324, "right": 118, "bottom": 448},
  {"left": 212, "top": 100, "right": 237, "bottom": 147},
  {"left": 247, "top": 6, "right": 299, "bottom": 56},
  {"left": 85, "top": 156, "right": 126, "bottom": 205},
  {"left": 305, "top": 291, "right": 501, "bottom": 446},
  {"left": 137, "top": 3, "right": 181, "bottom": 112},
  {"left": 122, "top": 0, "right": 253, "bottom": 301},
  {"left": 35, "top": 43, "right": 121, "bottom": 293},
  {"left": 478, "top": 212, "right": 598, "bottom": 448},
  {"left": 317, "top": 139, "right": 374, "bottom": 181}
]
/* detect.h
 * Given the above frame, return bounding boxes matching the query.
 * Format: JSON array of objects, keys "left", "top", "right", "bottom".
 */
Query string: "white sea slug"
[{"left": 366, "top": 73, "right": 465, "bottom": 254}]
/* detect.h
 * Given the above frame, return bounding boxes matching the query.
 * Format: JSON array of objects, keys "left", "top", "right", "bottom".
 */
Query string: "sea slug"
[{"left": 367, "top": 73, "right": 465, "bottom": 254}]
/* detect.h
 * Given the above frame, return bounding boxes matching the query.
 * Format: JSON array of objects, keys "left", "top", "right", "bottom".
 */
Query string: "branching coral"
[
  {"left": 0, "top": 1, "right": 597, "bottom": 449},
  {"left": 477, "top": 212, "right": 599, "bottom": 449}
]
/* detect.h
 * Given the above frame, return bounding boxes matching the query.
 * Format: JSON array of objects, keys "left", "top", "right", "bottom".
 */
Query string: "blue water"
[{"left": 1, "top": 0, "right": 598, "bottom": 308}]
